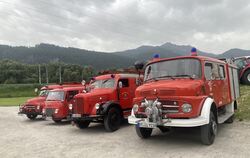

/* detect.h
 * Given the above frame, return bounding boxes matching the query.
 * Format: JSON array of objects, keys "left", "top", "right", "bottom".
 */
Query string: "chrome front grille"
[
  {"left": 160, "top": 100, "right": 179, "bottom": 114},
  {"left": 73, "top": 98, "right": 83, "bottom": 113},
  {"left": 45, "top": 108, "right": 55, "bottom": 116},
  {"left": 26, "top": 105, "right": 36, "bottom": 109}
]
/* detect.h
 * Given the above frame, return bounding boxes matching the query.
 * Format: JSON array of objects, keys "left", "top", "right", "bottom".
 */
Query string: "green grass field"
[
  {"left": 236, "top": 85, "right": 250, "bottom": 121},
  {"left": 0, "top": 97, "right": 33, "bottom": 106},
  {"left": 0, "top": 84, "right": 39, "bottom": 98}
]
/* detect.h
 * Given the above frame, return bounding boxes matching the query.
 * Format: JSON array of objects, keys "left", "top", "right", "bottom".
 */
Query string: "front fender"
[{"left": 99, "top": 101, "right": 120, "bottom": 115}]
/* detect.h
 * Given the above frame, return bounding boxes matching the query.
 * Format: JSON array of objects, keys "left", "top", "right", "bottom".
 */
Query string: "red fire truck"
[
  {"left": 44, "top": 86, "right": 85, "bottom": 123},
  {"left": 71, "top": 73, "right": 141, "bottom": 132},
  {"left": 233, "top": 56, "right": 250, "bottom": 85},
  {"left": 19, "top": 83, "right": 84, "bottom": 120},
  {"left": 129, "top": 49, "right": 240, "bottom": 145}
]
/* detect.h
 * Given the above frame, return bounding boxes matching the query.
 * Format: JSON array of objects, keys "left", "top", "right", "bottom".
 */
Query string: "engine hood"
[
  {"left": 82, "top": 88, "right": 115, "bottom": 102},
  {"left": 45, "top": 101, "right": 64, "bottom": 108},
  {"left": 26, "top": 96, "right": 46, "bottom": 105},
  {"left": 136, "top": 79, "right": 204, "bottom": 97}
]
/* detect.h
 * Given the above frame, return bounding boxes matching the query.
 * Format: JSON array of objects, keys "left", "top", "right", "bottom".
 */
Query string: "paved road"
[{"left": 0, "top": 107, "right": 250, "bottom": 158}]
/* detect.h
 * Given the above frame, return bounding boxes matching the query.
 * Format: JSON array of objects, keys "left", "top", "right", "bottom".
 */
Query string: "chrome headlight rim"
[
  {"left": 182, "top": 103, "right": 192, "bottom": 113},
  {"left": 132, "top": 104, "right": 139, "bottom": 113}
]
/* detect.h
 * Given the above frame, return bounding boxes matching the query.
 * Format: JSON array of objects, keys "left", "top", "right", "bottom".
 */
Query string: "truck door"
[
  {"left": 117, "top": 78, "right": 133, "bottom": 110},
  {"left": 204, "top": 62, "right": 222, "bottom": 106}
]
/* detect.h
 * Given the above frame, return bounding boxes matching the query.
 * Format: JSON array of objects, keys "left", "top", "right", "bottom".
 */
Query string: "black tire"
[
  {"left": 135, "top": 125, "right": 153, "bottom": 138},
  {"left": 225, "top": 114, "right": 234, "bottom": 124},
  {"left": 53, "top": 119, "right": 62, "bottom": 123},
  {"left": 158, "top": 126, "right": 171, "bottom": 133},
  {"left": 242, "top": 69, "right": 250, "bottom": 85},
  {"left": 201, "top": 112, "right": 217, "bottom": 145},
  {"left": 104, "top": 107, "right": 122, "bottom": 132},
  {"left": 26, "top": 114, "right": 37, "bottom": 120},
  {"left": 75, "top": 120, "right": 90, "bottom": 129}
]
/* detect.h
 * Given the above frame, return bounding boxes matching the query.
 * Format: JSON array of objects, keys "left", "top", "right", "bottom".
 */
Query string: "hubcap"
[
  {"left": 247, "top": 73, "right": 250, "bottom": 82},
  {"left": 211, "top": 120, "right": 217, "bottom": 135}
]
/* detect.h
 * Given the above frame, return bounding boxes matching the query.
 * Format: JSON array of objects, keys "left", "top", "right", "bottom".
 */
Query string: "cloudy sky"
[{"left": 0, "top": 0, "right": 250, "bottom": 53}]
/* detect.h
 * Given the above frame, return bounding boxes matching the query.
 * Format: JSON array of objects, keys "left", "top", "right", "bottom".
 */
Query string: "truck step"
[{"left": 218, "top": 112, "right": 234, "bottom": 124}]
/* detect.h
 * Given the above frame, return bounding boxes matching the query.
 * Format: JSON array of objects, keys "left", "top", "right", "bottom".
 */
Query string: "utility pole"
[
  {"left": 38, "top": 64, "right": 41, "bottom": 84},
  {"left": 45, "top": 65, "right": 49, "bottom": 84},
  {"left": 59, "top": 65, "right": 62, "bottom": 84}
]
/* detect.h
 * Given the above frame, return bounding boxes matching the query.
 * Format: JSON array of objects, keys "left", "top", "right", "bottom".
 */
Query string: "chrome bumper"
[{"left": 128, "top": 115, "right": 209, "bottom": 128}]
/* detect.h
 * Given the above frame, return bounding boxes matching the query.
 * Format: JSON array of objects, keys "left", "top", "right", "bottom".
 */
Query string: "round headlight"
[
  {"left": 37, "top": 105, "right": 40, "bottom": 110},
  {"left": 133, "top": 104, "right": 139, "bottom": 113},
  {"left": 145, "top": 107, "right": 153, "bottom": 117},
  {"left": 156, "top": 101, "right": 162, "bottom": 108},
  {"left": 69, "top": 104, "right": 73, "bottom": 110},
  {"left": 95, "top": 103, "right": 100, "bottom": 109},
  {"left": 42, "top": 108, "right": 45, "bottom": 114},
  {"left": 55, "top": 109, "right": 59, "bottom": 114},
  {"left": 182, "top": 103, "right": 192, "bottom": 113}
]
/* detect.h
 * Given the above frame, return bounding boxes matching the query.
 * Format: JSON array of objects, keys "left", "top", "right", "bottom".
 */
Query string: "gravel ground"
[{"left": 0, "top": 106, "right": 250, "bottom": 158}]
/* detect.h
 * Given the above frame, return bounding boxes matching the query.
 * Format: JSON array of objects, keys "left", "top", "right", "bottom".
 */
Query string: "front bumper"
[
  {"left": 18, "top": 107, "right": 42, "bottom": 115},
  {"left": 128, "top": 115, "right": 208, "bottom": 128}
]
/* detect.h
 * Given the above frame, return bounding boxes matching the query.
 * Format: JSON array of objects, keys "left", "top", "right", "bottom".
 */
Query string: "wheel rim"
[
  {"left": 247, "top": 73, "right": 250, "bottom": 82},
  {"left": 211, "top": 119, "right": 217, "bottom": 135}
]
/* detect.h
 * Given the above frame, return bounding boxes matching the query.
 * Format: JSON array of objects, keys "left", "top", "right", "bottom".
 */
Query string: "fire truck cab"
[
  {"left": 233, "top": 56, "right": 250, "bottom": 85},
  {"left": 18, "top": 84, "right": 66, "bottom": 120},
  {"left": 44, "top": 86, "right": 85, "bottom": 123},
  {"left": 72, "top": 73, "right": 140, "bottom": 132},
  {"left": 128, "top": 53, "right": 240, "bottom": 145}
]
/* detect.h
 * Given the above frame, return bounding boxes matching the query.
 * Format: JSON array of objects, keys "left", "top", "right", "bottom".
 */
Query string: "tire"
[
  {"left": 75, "top": 120, "right": 90, "bottom": 129},
  {"left": 201, "top": 112, "right": 217, "bottom": 145},
  {"left": 53, "top": 119, "right": 62, "bottom": 123},
  {"left": 242, "top": 69, "right": 250, "bottom": 85},
  {"left": 158, "top": 126, "right": 171, "bottom": 133},
  {"left": 225, "top": 114, "right": 234, "bottom": 124},
  {"left": 26, "top": 114, "right": 37, "bottom": 120},
  {"left": 135, "top": 125, "right": 153, "bottom": 138},
  {"left": 104, "top": 107, "right": 122, "bottom": 132}
]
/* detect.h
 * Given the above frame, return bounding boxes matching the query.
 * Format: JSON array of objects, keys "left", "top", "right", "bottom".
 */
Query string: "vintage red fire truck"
[
  {"left": 128, "top": 49, "right": 240, "bottom": 145},
  {"left": 233, "top": 56, "right": 250, "bottom": 85},
  {"left": 44, "top": 86, "right": 85, "bottom": 123},
  {"left": 19, "top": 83, "right": 84, "bottom": 120},
  {"left": 71, "top": 73, "right": 141, "bottom": 132}
]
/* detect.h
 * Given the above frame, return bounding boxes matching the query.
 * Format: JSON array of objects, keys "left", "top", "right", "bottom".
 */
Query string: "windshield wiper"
[
  {"left": 173, "top": 74, "right": 194, "bottom": 79},
  {"left": 146, "top": 75, "right": 175, "bottom": 82}
]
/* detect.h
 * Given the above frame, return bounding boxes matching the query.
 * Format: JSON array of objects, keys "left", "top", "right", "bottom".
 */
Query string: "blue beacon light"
[
  {"left": 191, "top": 47, "right": 198, "bottom": 56},
  {"left": 153, "top": 54, "right": 160, "bottom": 59}
]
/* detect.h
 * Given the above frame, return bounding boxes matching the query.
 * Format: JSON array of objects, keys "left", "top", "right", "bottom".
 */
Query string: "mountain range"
[{"left": 0, "top": 42, "right": 249, "bottom": 70}]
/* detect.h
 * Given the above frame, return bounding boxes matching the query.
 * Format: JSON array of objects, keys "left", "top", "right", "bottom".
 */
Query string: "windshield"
[
  {"left": 39, "top": 90, "right": 48, "bottom": 97},
  {"left": 90, "top": 79, "right": 115, "bottom": 89},
  {"left": 234, "top": 58, "right": 247, "bottom": 69},
  {"left": 46, "top": 91, "right": 65, "bottom": 101},
  {"left": 144, "top": 58, "right": 201, "bottom": 81}
]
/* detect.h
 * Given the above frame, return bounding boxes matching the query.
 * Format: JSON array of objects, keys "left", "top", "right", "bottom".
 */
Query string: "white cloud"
[{"left": 0, "top": 0, "right": 250, "bottom": 53}]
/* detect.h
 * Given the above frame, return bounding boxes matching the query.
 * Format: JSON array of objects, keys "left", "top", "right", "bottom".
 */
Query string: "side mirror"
[
  {"left": 118, "top": 81, "right": 123, "bottom": 88},
  {"left": 81, "top": 80, "right": 86, "bottom": 86},
  {"left": 134, "top": 61, "right": 144, "bottom": 70}
]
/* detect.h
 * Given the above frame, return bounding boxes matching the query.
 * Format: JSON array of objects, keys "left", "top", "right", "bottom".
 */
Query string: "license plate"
[
  {"left": 72, "top": 114, "right": 81, "bottom": 118},
  {"left": 138, "top": 122, "right": 156, "bottom": 128}
]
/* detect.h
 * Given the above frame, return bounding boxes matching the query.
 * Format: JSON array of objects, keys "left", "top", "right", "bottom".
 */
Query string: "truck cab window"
[
  {"left": 219, "top": 65, "right": 225, "bottom": 79},
  {"left": 68, "top": 91, "right": 78, "bottom": 100},
  {"left": 205, "top": 63, "right": 213, "bottom": 80},
  {"left": 118, "top": 79, "right": 129, "bottom": 88}
]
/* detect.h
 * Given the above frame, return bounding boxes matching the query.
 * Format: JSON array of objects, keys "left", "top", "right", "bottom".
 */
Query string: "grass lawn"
[
  {"left": 0, "top": 84, "right": 41, "bottom": 98},
  {"left": 0, "top": 97, "right": 33, "bottom": 106},
  {"left": 236, "top": 85, "right": 250, "bottom": 121}
]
